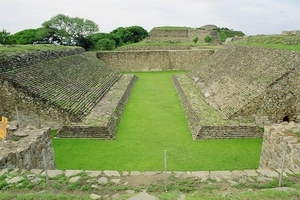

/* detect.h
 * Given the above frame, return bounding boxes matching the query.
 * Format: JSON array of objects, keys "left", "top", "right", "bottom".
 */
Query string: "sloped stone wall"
[
  {"left": 259, "top": 122, "right": 300, "bottom": 169},
  {"left": 232, "top": 66, "right": 300, "bottom": 125},
  {"left": 0, "top": 53, "right": 121, "bottom": 129},
  {"left": 0, "top": 47, "right": 85, "bottom": 73},
  {"left": 188, "top": 45, "right": 300, "bottom": 125},
  {"left": 172, "top": 74, "right": 262, "bottom": 140},
  {"left": 56, "top": 74, "right": 138, "bottom": 139},
  {"left": 96, "top": 50, "right": 214, "bottom": 71},
  {"left": 0, "top": 80, "right": 74, "bottom": 129},
  {"left": 0, "top": 127, "right": 55, "bottom": 170}
]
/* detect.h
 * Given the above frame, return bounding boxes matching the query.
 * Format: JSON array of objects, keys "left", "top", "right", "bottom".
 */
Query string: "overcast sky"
[{"left": 1, "top": 0, "right": 299, "bottom": 35}]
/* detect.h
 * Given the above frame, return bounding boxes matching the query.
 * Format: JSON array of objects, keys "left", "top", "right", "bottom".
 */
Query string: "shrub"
[
  {"left": 193, "top": 37, "right": 198, "bottom": 44},
  {"left": 204, "top": 35, "right": 212, "bottom": 43}
]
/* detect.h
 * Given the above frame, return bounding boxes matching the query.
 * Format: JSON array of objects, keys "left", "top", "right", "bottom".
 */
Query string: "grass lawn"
[{"left": 52, "top": 71, "right": 262, "bottom": 171}]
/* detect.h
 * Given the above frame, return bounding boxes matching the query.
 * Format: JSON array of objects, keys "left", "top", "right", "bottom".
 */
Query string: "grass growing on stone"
[
  {"left": 0, "top": 44, "right": 78, "bottom": 55},
  {"left": 236, "top": 35, "right": 300, "bottom": 51},
  {"left": 52, "top": 71, "right": 262, "bottom": 171}
]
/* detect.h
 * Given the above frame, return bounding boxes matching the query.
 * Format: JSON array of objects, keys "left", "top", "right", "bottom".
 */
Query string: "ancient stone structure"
[
  {"left": 0, "top": 51, "right": 123, "bottom": 129},
  {"left": 0, "top": 127, "right": 55, "bottom": 170},
  {"left": 172, "top": 74, "right": 262, "bottom": 139},
  {"left": 147, "top": 27, "right": 221, "bottom": 44},
  {"left": 259, "top": 122, "right": 300, "bottom": 169},
  {"left": 96, "top": 50, "right": 214, "bottom": 71},
  {"left": 0, "top": 47, "right": 85, "bottom": 73},
  {"left": 282, "top": 30, "right": 300, "bottom": 35},
  {"left": 56, "top": 74, "right": 137, "bottom": 139},
  {"left": 187, "top": 45, "right": 300, "bottom": 126},
  {"left": 172, "top": 45, "right": 299, "bottom": 139}
]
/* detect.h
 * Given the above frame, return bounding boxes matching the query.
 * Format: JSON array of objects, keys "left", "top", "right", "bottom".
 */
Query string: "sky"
[{"left": 0, "top": 0, "right": 300, "bottom": 36}]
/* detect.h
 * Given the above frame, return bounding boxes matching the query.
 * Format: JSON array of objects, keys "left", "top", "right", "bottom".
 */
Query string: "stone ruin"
[
  {"left": 282, "top": 30, "right": 300, "bottom": 35},
  {"left": 0, "top": 48, "right": 137, "bottom": 139},
  {"left": 0, "top": 123, "right": 55, "bottom": 170},
  {"left": 146, "top": 26, "right": 221, "bottom": 44},
  {"left": 172, "top": 44, "right": 300, "bottom": 139},
  {"left": 1, "top": 31, "right": 300, "bottom": 170},
  {"left": 260, "top": 122, "right": 300, "bottom": 170}
]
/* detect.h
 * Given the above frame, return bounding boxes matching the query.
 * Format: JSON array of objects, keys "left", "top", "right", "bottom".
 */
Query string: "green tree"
[
  {"left": 110, "top": 26, "right": 148, "bottom": 44},
  {"left": 0, "top": 29, "right": 13, "bottom": 45},
  {"left": 94, "top": 38, "right": 116, "bottom": 50},
  {"left": 42, "top": 14, "right": 99, "bottom": 45},
  {"left": 11, "top": 29, "right": 37, "bottom": 44},
  {"left": 204, "top": 35, "right": 212, "bottom": 43},
  {"left": 193, "top": 37, "right": 198, "bottom": 44}
]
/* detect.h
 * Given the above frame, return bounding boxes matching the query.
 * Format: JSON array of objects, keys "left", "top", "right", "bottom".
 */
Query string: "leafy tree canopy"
[
  {"left": 0, "top": 29, "right": 13, "bottom": 45},
  {"left": 110, "top": 26, "right": 148, "bottom": 44},
  {"left": 42, "top": 14, "right": 99, "bottom": 45}
]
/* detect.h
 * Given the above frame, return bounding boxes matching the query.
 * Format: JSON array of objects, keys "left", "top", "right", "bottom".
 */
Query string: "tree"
[
  {"left": 110, "top": 26, "right": 148, "bottom": 44},
  {"left": 94, "top": 38, "right": 116, "bottom": 50},
  {"left": 204, "top": 35, "right": 212, "bottom": 43},
  {"left": 193, "top": 37, "right": 198, "bottom": 44},
  {"left": 0, "top": 29, "right": 13, "bottom": 45},
  {"left": 42, "top": 14, "right": 99, "bottom": 45}
]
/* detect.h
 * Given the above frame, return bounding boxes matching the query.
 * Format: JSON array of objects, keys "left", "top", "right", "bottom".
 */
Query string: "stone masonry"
[
  {"left": 259, "top": 122, "right": 300, "bottom": 170},
  {"left": 0, "top": 127, "right": 55, "bottom": 170},
  {"left": 96, "top": 50, "right": 214, "bottom": 71}
]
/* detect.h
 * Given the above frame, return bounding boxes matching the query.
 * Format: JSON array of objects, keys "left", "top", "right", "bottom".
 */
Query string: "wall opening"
[{"left": 283, "top": 116, "right": 290, "bottom": 122}]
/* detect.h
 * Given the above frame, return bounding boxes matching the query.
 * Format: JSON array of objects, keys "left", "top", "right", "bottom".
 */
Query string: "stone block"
[{"left": 103, "top": 170, "right": 120, "bottom": 177}]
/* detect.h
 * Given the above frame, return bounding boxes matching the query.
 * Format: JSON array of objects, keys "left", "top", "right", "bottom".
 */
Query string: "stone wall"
[
  {"left": 0, "top": 127, "right": 55, "bottom": 170},
  {"left": 194, "top": 125, "right": 262, "bottom": 139},
  {"left": 148, "top": 28, "right": 221, "bottom": 43},
  {"left": 259, "top": 122, "right": 300, "bottom": 169},
  {"left": 96, "top": 50, "right": 214, "bottom": 71},
  {"left": 188, "top": 45, "right": 300, "bottom": 125},
  {"left": 0, "top": 80, "right": 77, "bottom": 129},
  {"left": 172, "top": 74, "right": 262, "bottom": 140},
  {"left": 232, "top": 65, "right": 300, "bottom": 125},
  {"left": 56, "top": 74, "right": 137, "bottom": 139},
  {"left": 0, "top": 52, "right": 121, "bottom": 129},
  {"left": 282, "top": 30, "right": 300, "bottom": 35},
  {"left": 0, "top": 47, "right": 85, "bottom": 73}
]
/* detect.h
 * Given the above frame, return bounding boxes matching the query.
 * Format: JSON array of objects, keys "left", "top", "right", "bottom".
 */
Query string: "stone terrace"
[
  {"left": 0, "top": 53, "right": 121, "bottom": 122},
  {"left": 187, "top": 45, "right": 300, "bottom": 121}
]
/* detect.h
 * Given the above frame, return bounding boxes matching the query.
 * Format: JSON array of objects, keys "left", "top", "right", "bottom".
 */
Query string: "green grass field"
[{"left": 52, "top": 71, "right": 262, "bottom": 171}]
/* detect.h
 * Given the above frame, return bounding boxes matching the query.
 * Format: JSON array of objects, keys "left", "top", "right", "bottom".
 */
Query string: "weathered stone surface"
[
  {"left": 65, "top": 170, "right": 82, "bottom": 177},
  {"left": 97, "top": 177, "right": 108, "bottom": 184},
  {"left": 86, "top": 170, "right": 102, "bottom": 177},
  {"left": 111, "top": 179, "right": 121, "bottom": 184},
  {"left": 130, "top": 171, "right": 141, "bottom": 176},
  {"left": 90, "top": 193, "right": 102, "bottom": 200},
  {"left": 30, "top": 169, "right": 43, "bottom": 175},
  {"left": 142, "top": 171, "right": 157, "bottom": 176},
  {"left": 257, "top": 169, "right": 279, "bottom": 178},
  {"left": 97, "top": 50, "right": 214, "bottom": 72},
  {"left": 259, "top": 123, "right": 300, "bottom": 170},
  {"left": 244, "top": 170, "right": 258, "bottom": 177},
  {"left": 41, "top": 170, "right": 63, "bottom": 178},
  {"left": 0, "top": 128, "right": 55, "bottom": 170},
  {"left": 69, "top": 176, "right": 80, "bottom": 183},
  {"left": 103, "top": 170, "right": 120, "bottom": 177},
  {"left": 190, "top": 171, "right": 210, "bottom": 180},
  {"left": 127, "top": 192, "right": 158, "bottom": 200},
  {"left": 7, "top": 176, "right": 24, "bottom": 184}
]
